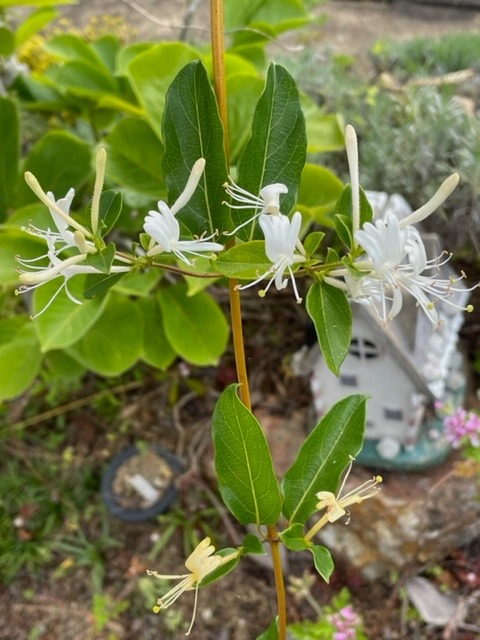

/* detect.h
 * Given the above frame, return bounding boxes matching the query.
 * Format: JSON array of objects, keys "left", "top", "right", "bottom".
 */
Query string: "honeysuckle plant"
[{"left": 9, "top": 0, "right": 478, "bottom": 638}]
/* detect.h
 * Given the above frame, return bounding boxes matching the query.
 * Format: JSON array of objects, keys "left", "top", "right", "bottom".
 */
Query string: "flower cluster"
[
  {"left": 443, "top": 407, "right": 480, "bottom": 448},
  {"left": 16, "top": 150, "right": 130, "bottom": 319},
  {"left": 224, "top": 179, "right": 306, "bottom": 303},
  {"left": 327, "top": 605, "right": 362, "bottom": 640},
  {"left": 326, "top": 126, "right": 475, "bottom": 326}
]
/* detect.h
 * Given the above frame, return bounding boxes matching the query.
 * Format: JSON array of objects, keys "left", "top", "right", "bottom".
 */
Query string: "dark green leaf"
[
  {"left": 306, "top": 281, "right": 351, "bottom": 376},
  {"left": 83, "top": 272, "right": 126, "bottom": 299},
  {"left": 334, "top": 213, "right": 353, "bottom": 250},
  {"left": 85, "top": 243, "right": 116, "bottom": 274},
  {"left": 335, "top": 184, "right": 374, "bottom": 229},
  {"left": 97, "top": 190, "right": 123, "bottom": 236},
  {"left": 212, "top": 385, "right": 282, "bottom": 526},
  {"left": 0, "top": 26, "right": 15, "bottom": 55},
  {"left": 0, "top": 97, "right": 19, "bottom": 217},
  {"left": 127, "top": 42, "right": 200, "bottom": 140},
  {"left": 241, "top": 533, "right": 266, "bottom": 556},
  {"left": 282, "top": 395, "right": 367, "bottom": 524},
  {"left": 162, "top": 60, "right": 230, "bottom": 237},
  {"left": 235, "top": 63, "right": 306, "bottom": 240}
]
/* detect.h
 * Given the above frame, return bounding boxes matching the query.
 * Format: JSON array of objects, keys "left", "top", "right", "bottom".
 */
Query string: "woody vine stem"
[{"left": 209, "top": 0, "right": 288, "bottom": 637}]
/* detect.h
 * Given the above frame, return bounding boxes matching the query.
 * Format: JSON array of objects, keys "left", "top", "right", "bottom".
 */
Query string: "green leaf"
[
  {"left": 310, "top": 544, "right": 334, "bottom": 583},
  {"left": 0, "top": 97, "right": 19, "bottom": 217},
  {"left": 43, "top": 350, "right": 85, "bottom": 380},
  {"left": 45, "top": 33, "right": 105, "bottom": 68},
  {"left": 198, "top": 548, "right": 240, "bottom": 587},
  {"left": 212, "top": 385, "right": 282, "bottom": 525},
  {"left": 83, "top": 272, "right": 126, "bottom": 299},
  {"left": 127, "top": 42, "right": 200, "bottom": 140},
  {"left": 226, "top": 73, "right": 264, "bottom": 164},
  {"left": 157, "top": 285, "right": 228, "bottom": 366},
  {"left": 306, "top": 281, "right": 351, "bottom": 376},
  {"left": 15, "top": 7, "right": 58, "bottom": 46},
  {"left": 97, "top": 190, "right": 123, "bottom": 236},
  {"left": 0, "top": 317, "right": 41, "bottom": 403},
  {"left": 215, "top": 241, "right": 270, "bottom": 280},
  {"left": 104, "top": 118, "right": 164, "bottom": 196},
  {"left": 297, "top": 163, "right": 343, "bottom": 229},
  {"left": 335, "top": 184, "right": 374, "bottom": 229},
  {"left": 0, "top": 26, "right": 15, "bottom": 56},
  {"left": 282, "top": 395, "right": 367, "bottom": 524},
  {"left": 279, "top": 523, "right": 308, "bottom": 552},
  {"left": 162, "top": 60, "right": 230, "bottom": 237},
  {"left": 256, "top": 618, "right": 279, "bottom": 640},
  {"left": 139, "top": 296, "right": 176, "bottom": 370},
  {"left": 46, "top": 60, "right": 117, "bottom": 96},
  {"left": 236, "top": 63, "right": 306, "bottom": 240},
  {"left": 0, "top": 0, "right": 74, "bottom": 9},
  {"left": 33, "top": 277, "right": 109, "bottom": 351},
  {"left": 91, "top": 35, "right": 120, "bottom": 74},
  {"left": 67, "top": 294, "right": 143, "bottom": 376},
  {"left": 334, "top": 213, "right": 353, "bottom": 250},
  {"left": 113, "top": 269, "right": 160, "bottom": 298},
  {"left": 0, "top": 228, "right": 45, "bottom": 285},
  {"left": 302, "top": 99, "right": 345, "bottom": 153},
  {"left": 303, "top": 231, "right": 325, "bottom": 257},
  {"left": 241, "top": 533, "right": 266, "bottom": 556},
  {"left": 85, "top": 243, "right": 116, "bottom": 274},
  {"left": 17, "top": 131, "right": 91, "bottom": 207}
]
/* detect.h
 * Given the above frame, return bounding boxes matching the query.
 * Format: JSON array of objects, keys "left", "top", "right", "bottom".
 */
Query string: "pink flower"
[
  {"left": 444, "top": 408, "right": 480, "bottom": 448},
  {"left": 328, "top": 605, "right": 362, "bottom": 640}
]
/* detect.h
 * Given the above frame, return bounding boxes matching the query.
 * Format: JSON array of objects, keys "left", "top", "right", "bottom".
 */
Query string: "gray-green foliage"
[{"left": 371, "top": 32, "right": 480, "bottom": 79}]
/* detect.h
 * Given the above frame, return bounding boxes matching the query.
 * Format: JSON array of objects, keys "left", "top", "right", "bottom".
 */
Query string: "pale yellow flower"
[
  {"left": 305, "top": 460, "right": 382, "bottom": 541},
  {"left": 147, "top": 537, "right": 237, "bottom": 635}
]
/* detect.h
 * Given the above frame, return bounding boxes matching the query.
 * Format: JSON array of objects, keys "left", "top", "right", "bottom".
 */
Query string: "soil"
[{"left": 3, "top": 2, "right": 480, "bottom": 640}]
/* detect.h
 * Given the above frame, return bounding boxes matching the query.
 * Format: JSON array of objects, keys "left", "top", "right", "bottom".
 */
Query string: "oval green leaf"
[
  {"left": 157, "top": 284, "right": 228, "bottom": 366},
  {"left": 212, "top": 385, "right": 282, "bottom": 526},
  {"left": 0, "top": 316, "right": 41, "bottom": 403},
  {"left": 66, "top": 294, "right": 143, "bottom": 376},
  {"left": 306, "top": 281, "right": 352, "bottom": 376},
  {"left": 162, "top": 60, "right": 230, "bottom": 237},
  {"left": 282, "top": 394, "right": 367, "bottom": 524}
]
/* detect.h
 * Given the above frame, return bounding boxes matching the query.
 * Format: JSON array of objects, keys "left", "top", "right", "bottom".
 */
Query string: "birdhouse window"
[
  {"left": 384, "top": 407, "right": 403, "bottom": 421},
  {"left": 339, "top": 373, "right": 358, "bottom": 386},
  {"left": 349, "top": 338, "right": 380, "bottom": 360}
]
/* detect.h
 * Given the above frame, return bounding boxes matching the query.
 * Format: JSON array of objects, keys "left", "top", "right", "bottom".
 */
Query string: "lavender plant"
[{"left": 11, "top": 0, "right": 478, "bottom": 637}]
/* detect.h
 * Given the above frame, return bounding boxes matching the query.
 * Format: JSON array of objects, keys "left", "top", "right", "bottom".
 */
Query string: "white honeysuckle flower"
[
  {"left": 238, "top": 211, "right": 306, "bottom": 303},
  {"left": 351, "top": 212, "right": 475, "bottom": 325},
  {"left": 345, "top": 124, "right": 360, "bottom": 235},
  {"left": 144, "top": 206, "right": 223, "bottom": 266},
  {"left": 223, "top": 180, "right": 288, "bottom": 235},
  {"left": 305, "top": 459, "right": 382, "bottom": 541},
  {"left": 21, "top": 188, "right": 95, "bottom": 261},
  {"left": 152, "top": 158, "right": 206, "bottom": 223},
  {"left": 170, "top": 158, "right": 206, "bottom": 216},
  {"left": 147, "top": 537, "right": 238, "bottom": 636},
  {"left": 24, "top": 172, "right": 93, "bottom": 240},
  {"left": 398, "top": 173, "right": 460, "bottom": 229},
  {"left": 17, "top": 248, "right": 130, "bottom": 319}
]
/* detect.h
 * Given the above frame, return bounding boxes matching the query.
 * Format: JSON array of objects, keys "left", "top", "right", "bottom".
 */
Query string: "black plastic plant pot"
[{"left": 101, "top": 444, "right": 183, "bottom": 522}]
